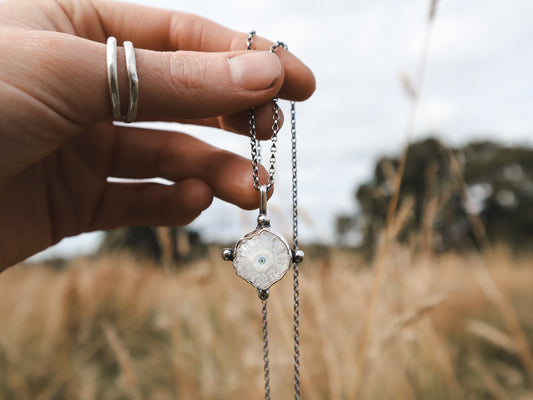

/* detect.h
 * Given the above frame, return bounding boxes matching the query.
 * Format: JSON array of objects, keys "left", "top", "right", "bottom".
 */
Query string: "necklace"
[{"left": 221, "top": 32, "right": 303, "bottom": 400}]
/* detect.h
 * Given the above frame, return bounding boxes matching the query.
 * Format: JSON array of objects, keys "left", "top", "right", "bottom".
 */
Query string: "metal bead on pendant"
[
  {"left": 221, "top": 248, "right": 234, "bottom": 262},
  {"left": 292, "top": 249, "right": 305, "bottom": 264}
]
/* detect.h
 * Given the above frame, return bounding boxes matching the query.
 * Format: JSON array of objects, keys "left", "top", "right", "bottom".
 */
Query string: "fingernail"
[{"left": 228, "top": 52, "right": 282, "bottom": 91}]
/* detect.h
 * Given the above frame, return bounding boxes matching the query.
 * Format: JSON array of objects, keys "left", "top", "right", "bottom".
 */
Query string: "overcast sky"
[{"left": 32, "top": 0, "right": 533, "bottom": 260}]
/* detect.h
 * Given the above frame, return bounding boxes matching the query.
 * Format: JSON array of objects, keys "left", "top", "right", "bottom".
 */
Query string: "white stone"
[{"left": 233, "top": 229, "right": 291, "bottom": 290}]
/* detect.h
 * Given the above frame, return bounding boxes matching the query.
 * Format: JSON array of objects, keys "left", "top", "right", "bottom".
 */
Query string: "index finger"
[{"left": 92, "top": 1, "right": 315, "bottom": 101}]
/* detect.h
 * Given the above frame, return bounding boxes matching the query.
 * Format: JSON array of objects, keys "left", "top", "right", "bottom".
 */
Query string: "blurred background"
[
  {"left": 30, "top": 0, "right": 533, "bottom": 260},
  {"left": 3, "top": 0, "right": 533, "bottom": 399}
]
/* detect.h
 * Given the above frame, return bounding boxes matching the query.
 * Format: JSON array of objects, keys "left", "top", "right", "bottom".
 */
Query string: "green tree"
[{"left": 337, "top": 138, "right": 533, "bottom": 257}]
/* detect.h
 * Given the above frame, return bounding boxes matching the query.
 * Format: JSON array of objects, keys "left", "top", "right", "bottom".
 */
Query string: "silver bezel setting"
[{"left": 233, "top": 228, "right": 291, "bottom": 290}]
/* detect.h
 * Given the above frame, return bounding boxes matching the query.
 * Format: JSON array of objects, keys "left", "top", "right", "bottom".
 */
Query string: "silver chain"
[
  {"left": 248, "top": 38, "right": 286, "bottom": 192},
  {"left": 260, "top": 292, "right": 271, "bottom": 400},
  {"left": 247, "top": 33, "right": 301, "bottom": 400},
  {"left": 290, "top": 100, "right": 301, "bottom": 399},
  {"left": 247, "top": 31, "right": 263, "bottom": 167},
  {"left": 249, "top": 99, "right": 281, "bottom": 191}
]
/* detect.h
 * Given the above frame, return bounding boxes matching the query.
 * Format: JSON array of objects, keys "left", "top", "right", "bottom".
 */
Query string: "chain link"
[
  {"left": 247, "top": 31, "right": 256, "bottom": 50},
  {"left": 270, "top": 41, "right": 288, "bottom": 53},
  {"left": 248, "top": 33, "right": 301, "bottom": 400}
]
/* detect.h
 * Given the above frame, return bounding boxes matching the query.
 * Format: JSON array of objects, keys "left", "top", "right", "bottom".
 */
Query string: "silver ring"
[
  {"left": 124, "top": 41, "right": 138, "bottom": 123},
  {"left": 106, "top": 37, "right": 121, "bottom": 120}
]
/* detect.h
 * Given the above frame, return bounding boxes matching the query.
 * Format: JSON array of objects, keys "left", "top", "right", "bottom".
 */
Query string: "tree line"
[{"left": 336, "top": 137, "right": 533, "bottom": 257}]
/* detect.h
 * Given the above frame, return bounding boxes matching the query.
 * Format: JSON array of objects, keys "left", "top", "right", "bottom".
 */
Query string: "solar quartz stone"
[{"left": 232, "top": 228, "right": 292, "bottom": 291}]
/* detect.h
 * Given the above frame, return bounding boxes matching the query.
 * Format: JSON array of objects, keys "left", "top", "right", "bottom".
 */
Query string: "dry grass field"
[{"left": 1, "top": 246, "right": 532, "bottom": 400}]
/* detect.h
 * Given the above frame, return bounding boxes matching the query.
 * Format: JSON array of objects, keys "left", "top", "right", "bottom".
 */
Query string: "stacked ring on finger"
[{"left": 106, "top": 36, "right": 139, "bottom": 123}]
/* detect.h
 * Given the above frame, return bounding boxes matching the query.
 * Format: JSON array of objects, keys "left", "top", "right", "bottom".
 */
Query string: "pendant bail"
[{"left": 257, "top": 184, "right": 270, "bottom": 228}]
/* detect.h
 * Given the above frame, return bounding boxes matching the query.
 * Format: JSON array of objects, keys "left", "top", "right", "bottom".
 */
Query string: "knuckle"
[{"left": 169, "top": 51, "right": 206, "bottom": 91}]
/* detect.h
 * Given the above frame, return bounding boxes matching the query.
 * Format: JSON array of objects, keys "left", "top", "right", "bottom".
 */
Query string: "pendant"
[{"left": 222, "top": 185, "right": 304, "bottom": 297}]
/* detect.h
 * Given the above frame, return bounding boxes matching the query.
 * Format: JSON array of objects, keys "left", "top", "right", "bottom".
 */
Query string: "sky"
[{"left": 30, "top": 0, "right": 533, "bottom": 260}]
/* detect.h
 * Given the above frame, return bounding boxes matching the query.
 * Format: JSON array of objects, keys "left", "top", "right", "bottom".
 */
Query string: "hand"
[{"left": 0, "top": 0, "right": 315, "bottom": 270}]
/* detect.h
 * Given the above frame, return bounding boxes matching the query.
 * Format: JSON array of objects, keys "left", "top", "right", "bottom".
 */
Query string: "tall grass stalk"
[{"left": 351, "top": 1, "right": 441, "bottom": 397}]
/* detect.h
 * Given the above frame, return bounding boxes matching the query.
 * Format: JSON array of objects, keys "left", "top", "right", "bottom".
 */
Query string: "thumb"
[
  {"left": 126, "top": 48, "right": 284, "bottom": 120},
  {"left": 10, "top": 31, "right": 285, "bottom": 125}
]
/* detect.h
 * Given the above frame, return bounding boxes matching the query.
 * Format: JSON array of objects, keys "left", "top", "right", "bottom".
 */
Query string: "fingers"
[
  {"left": 218, "top": 101, "right": 284, "bottom": 140},
  {"left": 106, "top": 126, "right": 270, "bottom": 210},
  {"left": 92, "top": 1, "right": 315, "bottom": 101},
  {"left": 89, "top": 179, "right": 213, "bottom": 231},
  {"left": 178, "top": 101, "right": 284, "bottom": 140}
]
